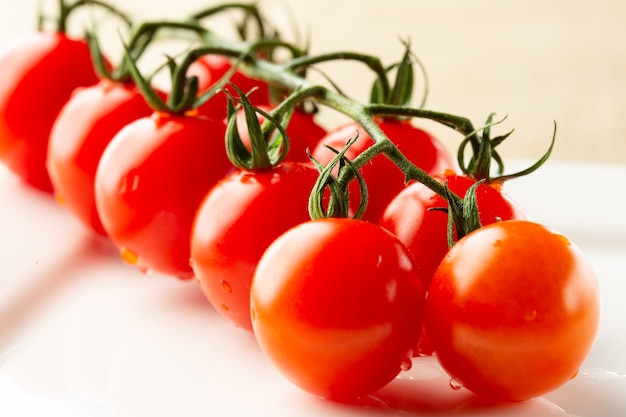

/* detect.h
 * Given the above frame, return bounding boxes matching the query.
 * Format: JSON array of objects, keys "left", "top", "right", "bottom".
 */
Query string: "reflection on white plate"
[{"left": 1, "top": 161, "right": 625, "bottom": 417}]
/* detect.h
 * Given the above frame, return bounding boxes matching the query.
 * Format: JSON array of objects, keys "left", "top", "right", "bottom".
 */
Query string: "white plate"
[{"left": 1, "top": 160, "right": 625, "bottom": 417}]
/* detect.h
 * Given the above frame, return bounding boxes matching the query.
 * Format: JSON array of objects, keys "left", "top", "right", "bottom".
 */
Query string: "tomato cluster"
[{"left": 0, "top": 0, "right": 600, "bottom": 408}]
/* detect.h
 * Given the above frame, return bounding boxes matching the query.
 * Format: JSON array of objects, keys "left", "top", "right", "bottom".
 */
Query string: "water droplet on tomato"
[
  {"left": 54, "top": 194, "right": 65, "bottom": 205},
  {"left": 555, "top": 234, "right": 571, "bottom": 245},
  {"left": 120, "top": 247, "right": 139, "bottom": 265},
  {"left": 449, "top": 377, "right": 464, "bottom": 391},
  {"left": 570, "top": 369, "right": 579, "bottom": 379},
  {"left": 220, "top": 304, "right": 230, "bottom": 311},
  {"left": 119, "top": 172, "right": 139, "bottom": 194},
  {"left": 250, "top": 308, "right": 256, "bottom": 322},
  {"left": 492, "top": 239, "right": 502, "bottom": 247},
  {"left": 400, "top": 357, "right": 412, "bottom": 371},
  {"left": 220, "top": 280, "right": 232, "bottom": 293},
  {"left": 196, "top": 278, "right": 201, "bottom": 286},
  {"left": 524, "top": 309, "right": 538, "bottom": 321}
]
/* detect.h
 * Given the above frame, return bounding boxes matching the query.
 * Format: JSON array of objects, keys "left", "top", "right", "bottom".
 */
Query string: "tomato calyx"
[
  {"left": 457, "top": 114, "right": 557, "bottom": 183},
  {"left": 308, "top": 136, "right": 368, "bottom": 220},
  {"left": 225, "top": 85, "right": 290, "bottom": 170},
  {"left": 370, "top": 39, "right": 428, "bottom": 115}
]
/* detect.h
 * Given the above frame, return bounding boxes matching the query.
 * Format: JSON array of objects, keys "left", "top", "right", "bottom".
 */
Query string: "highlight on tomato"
[
  {"left": 47, "top": 23, "right": 166, "bottom": 236},
  {"left": 191, "top": 93, "right": 320, "bottom": 330},
  {"left": 0, "top": 0, "right": 128, "bottom": 192},
  {"left": 94, "top": 46, "right": 233, "bottom": 279},
  {"left": 424, "top": 220, "right": 601, "bottom": 402}
]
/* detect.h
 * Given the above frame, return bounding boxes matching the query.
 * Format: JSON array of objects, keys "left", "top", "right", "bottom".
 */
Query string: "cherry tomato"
[
  {"left": 425, "top": 220, "right": 600, "bottom": 402},
  {"left": 47, "top": 79, "right": 162, "bottom": 235},
  {"left": 94, "top": 112, "right": 232, "bottom": 279},
  {"left": 379, "top": 171, "right": 527, "bottom": 290},
  {"left": 189, "top": 54, "right": 271, "bottom": 120},
  {"left": 190, "top": 162, "right": 319, "bottom": 330},
  {"left": 232, "top": 105, "right": 327, "bottom": 164},
  {"left": 250, "top": 218, "right": 426, "bottom": 399},
  {"left": 311, "top": 118, "right": 454, "bottom": 222},
  {"left": 0, "top": 32, "right": 101, "bottom": 192}
]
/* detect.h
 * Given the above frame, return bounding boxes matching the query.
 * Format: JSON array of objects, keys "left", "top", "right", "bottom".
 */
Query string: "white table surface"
[{"left": 0, "top": 160, "right": 625, "bottom": 417}]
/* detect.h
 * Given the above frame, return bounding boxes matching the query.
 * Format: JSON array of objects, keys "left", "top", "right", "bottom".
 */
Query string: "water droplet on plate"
[
  {"left": 449, "top": 377, "right": 464, "bottom": 391},
  {"left": 120, "top": 247, "right": 139, "bottom": 265},
  {"left": 400, "top": 357, "right": 413, "bottom": 371},
  {"left": 139, "top": 266, "right": 152, "bottom": 276}
]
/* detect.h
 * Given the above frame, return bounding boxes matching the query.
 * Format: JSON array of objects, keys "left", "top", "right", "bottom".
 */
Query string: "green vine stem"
[
  {"left": 41, "top": 0, "right": 132, "bottom": 33},
  {"left": 121, "top": 15, "right": 555, "bottom": 226},
  {"left": 188, "top": 2, "right": 269, "bottom": 40}
]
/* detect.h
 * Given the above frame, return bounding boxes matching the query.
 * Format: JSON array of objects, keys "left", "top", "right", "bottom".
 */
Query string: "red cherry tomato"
[
  {"left": 47, "top": 79, "right": 162, "bottom": 235},
  {"left": 311, "top": 118, "right": 454, "bottom": 222},
  {"left": 189, "top": 54, "right": 271, "bottom": 120},
  {"left": 190, "top": 162, "right": 319, "bottom": 330},
  {"left": 379, "top": 171, "right": 526, "bottom": 290},
  {"left": 0, "top": 32, "right": 101, "bottom": 192},
  {"left": 94, "top": 112, "right": 232, "bottom": 279},
  {"left": 232, "top": 105, "right": 327, "bottom": 164},
  {"left": 250, "top": 218, "right": 426, "bottom": 400},
  {"left": 425, "top": 220, "right": 600, "bottom": 402}
]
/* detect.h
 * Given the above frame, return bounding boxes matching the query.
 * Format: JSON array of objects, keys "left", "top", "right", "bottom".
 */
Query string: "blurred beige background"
[{"left": 2, "top": 0, "right": 625, "bottom": 165}]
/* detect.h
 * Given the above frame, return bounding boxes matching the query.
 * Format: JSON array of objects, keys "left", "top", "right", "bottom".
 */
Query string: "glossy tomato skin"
[
  {"left": 311, "top": 119, "right": 455, "bottom": 222},
  {"left": 233, "top": 105, "right": 327, "bottom": 164},
  {"left": 0, "top": 32, "right": 101, "bottom": 192},
  {"left": 251, "top": 218, "right": 426, "bottom": 400},
  {"left": 425, "top": 220, "right": 600, "bottom": 402},
  {"left": 94, "top": 112, "right": 232, "bottom": 279},
  {"left": 189, "top": 54, "right": 271, "bottom": 120},
  {"left": 47, "top": 79, "right": 162, "bottom": 235},
  {"left": 379, "top": 171, "right": 527, "bottom": 290},
  {"left": 190, "top": 162, "right": 320, "bottom": 330}
]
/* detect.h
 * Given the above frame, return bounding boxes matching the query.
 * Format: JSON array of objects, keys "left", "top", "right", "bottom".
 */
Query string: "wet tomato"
[
  {"left": 94, "top": 112, "right": 232, "bottom": 279},
  {"left": 190, "top": 162, "right": 319, "bottom": 330},
  {"left": 47, "top": 79, "right": 162, "bottom": 235},
  {"left": 250, "top": 218, "right": 426, "bottom": 399},
  {"left": 379, "top": 171, "right": 526, "bottom": 290},
  {"left": 425, "top": 220, "right": 601, "bottom": 402}
]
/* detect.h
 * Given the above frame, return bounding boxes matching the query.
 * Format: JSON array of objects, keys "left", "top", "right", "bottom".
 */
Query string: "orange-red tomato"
[
  {"left": 379, "top": 171, "right": 526, "bottom": 290},
  {"left": 190, "top": 162, "right": 319, "bottom": 330},
  {"left": 47, "top": 80, "right": 162, "bottom": 235},
  {"left": 94, "top": 112, "right": 232, "bottom": 279},
  {"left": 251, "top": 218, "right": 426, "bottom": 399},
  {"left": 425, "top": 220, "right": 601, "bottom": 402}
]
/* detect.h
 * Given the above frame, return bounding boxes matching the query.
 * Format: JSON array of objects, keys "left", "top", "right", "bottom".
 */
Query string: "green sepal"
[
  {"left": 307, "top": 135, "right": 368, "bottom": 220},
  {"left": 444, "top": 179, "right": 484, "bottom": 248},
  {"left": 224, "top": 84, "right": 290, "bottom": 170}
]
